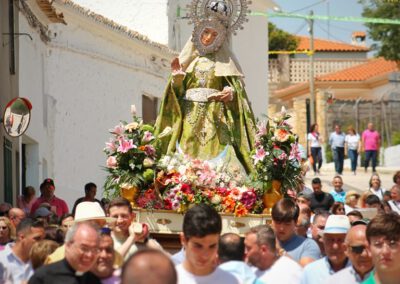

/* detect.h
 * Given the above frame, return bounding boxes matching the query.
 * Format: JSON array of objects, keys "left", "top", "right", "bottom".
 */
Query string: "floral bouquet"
[
  {"left": 103, "top": 106, "right": 171, "bottom": 199},
  {"left": 135, "top": 153, "right": 263, "bottom": 216},
  {"left": 251, "top": 107, "right": 303, "bottom": 197}
]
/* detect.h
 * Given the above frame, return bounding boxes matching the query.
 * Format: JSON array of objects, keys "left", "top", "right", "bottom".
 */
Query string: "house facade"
[{"left": 1, "top": 0, "right": 175, "bottom": 206}]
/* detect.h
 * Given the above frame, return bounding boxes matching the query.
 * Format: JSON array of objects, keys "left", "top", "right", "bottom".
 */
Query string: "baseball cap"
[{"left": 34, "top": 207, "right": 53, "bottom": 218}]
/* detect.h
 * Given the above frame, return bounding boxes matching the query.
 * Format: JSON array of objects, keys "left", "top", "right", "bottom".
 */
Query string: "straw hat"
[
  {"left": 346, "top": 190, "right": 360, "bottom": 198},
  {"left": 65, "top": 201, "right": 115, "bottom": 225},
  {"left": 319, "top": 215, "right": 350, "bottom": 236}
]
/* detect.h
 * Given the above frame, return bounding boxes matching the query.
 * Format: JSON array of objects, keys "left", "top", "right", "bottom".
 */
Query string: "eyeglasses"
[
  {"left": 74, "top": 243, "right": 100, "bottom": 255},
  {"left": 350, "top": 245, "right": 366, "bottom": 254}
]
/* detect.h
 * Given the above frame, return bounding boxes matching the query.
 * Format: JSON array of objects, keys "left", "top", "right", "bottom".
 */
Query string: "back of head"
[
  {"left": 183, "top": 204, "right": 222, "bottom": 239},
  {"left": 366, "top": 212, "right": 400, "bottom": 243},
  {"left": 218, "top": 233, "right": 244, "bottom": 262},
  {"left": 30, "top": 239, "right": 59, "bottom": 270},
  {"left": 121, "top": 248, "right": 177, "bottom": 284},
  {"left": 313, "top": 210, "right": 330, "bottom": 224},
  {"left": 365, "top": 195, "right": 381, "bottom": 206},
  {"left": 247, "top": 225, "right": 276, "bottom": 252},
  {"left": 272, "top": 198, "right": 299, "bottom": 223}
]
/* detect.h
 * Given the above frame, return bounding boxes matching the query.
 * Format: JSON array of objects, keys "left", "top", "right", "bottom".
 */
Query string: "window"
[{"left": 142, "top": 94, "right": 159, "bottom": 124}]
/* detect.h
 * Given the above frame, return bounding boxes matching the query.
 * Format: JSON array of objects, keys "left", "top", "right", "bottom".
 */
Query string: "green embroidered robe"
[{"left": 155, "top": 56, "right": 256, "bottom": 174}]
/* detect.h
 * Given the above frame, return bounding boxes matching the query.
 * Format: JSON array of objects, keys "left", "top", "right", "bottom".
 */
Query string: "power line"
[
  {"left": 288, "top": 0, "right": 327, "bottom": 14},
  {"left": 315, "top": 21, "right": 349, "bottom": 43}
]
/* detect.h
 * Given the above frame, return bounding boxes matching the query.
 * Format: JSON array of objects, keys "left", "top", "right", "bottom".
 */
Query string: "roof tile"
[
  {"left": 316, "top": 58, "right": 398, "bottom": 81},
  {"left": 296, "top": 36, "right": 369, "bottom": 52}
]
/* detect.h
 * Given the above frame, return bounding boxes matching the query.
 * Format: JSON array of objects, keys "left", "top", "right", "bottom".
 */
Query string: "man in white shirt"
[
  {"left": 176, "top": 204, "right": 239, "bottom": 284},
  {"left": 244, "top": 225, "right": 302, "bottom": 284},
  {"left": 0, "top": 218, "right": 45, "bottom": 283}
]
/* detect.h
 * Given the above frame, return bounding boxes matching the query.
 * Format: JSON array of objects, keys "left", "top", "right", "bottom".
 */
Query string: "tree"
[
  {"left": 361, "top": 1, "right": 400, "bottom": 64},
  {"left": 268, "top": 22, "right": 299, "bottom": 53}
]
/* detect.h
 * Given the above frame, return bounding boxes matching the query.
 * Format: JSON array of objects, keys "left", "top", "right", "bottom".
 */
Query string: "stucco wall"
[{"left": 18, "top": 8, "right": 172, "bottom": 207}]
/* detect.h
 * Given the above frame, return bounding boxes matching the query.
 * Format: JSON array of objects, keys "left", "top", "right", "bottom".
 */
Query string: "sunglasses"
[{"left": 350, "top": 245, "right": 366, "bottom": 254}]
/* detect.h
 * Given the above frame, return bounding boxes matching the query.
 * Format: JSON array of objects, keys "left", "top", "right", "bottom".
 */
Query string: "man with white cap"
[{"left": 301, "top": 215, "right": 351, "bottom": 284}]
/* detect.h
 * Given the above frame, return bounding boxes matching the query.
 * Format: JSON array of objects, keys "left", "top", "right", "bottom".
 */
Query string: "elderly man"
[
  {"left": 8, "top": 208, "right": 26, "bottom": 228},
  {"left": 244, "top": 225, "right": 302, "bottom": 284},
  {"left": 29, "top": 222, "right": 101, "bottom": 283},
  {"left": 328, "top": 223, "right": 373, "bottom": 283},
  {"left": 0, "top": 218, "right": 45, "bottom": 283},
  {"left": 121, "top": 248, "right": 177, "bottom": 284},
  {"left": 330, "top": 176, "right": 346, "bottom": 203},
  {"left": 363, "top": 213, "right": 400, "bottom": 284},
  {"left": 301, "top": 215, "right": 351, "bottom": 284}
]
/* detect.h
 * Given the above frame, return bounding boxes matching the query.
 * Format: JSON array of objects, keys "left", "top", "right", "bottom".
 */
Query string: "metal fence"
[{"left": 325, "top": 98, "right": 400, "bottom": 147}]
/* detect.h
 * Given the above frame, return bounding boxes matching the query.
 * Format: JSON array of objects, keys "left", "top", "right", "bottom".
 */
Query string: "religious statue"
[{"left": 155, "top": 0, "right": 256, "bottom": 174}]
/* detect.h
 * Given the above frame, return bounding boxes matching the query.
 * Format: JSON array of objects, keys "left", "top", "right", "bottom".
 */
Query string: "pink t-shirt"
[
  {"left": 362, "top": 130, "right": 380, "bottom": 150},
  {"left": 30, "top": 196, "right": 69, "bottom": 217}
]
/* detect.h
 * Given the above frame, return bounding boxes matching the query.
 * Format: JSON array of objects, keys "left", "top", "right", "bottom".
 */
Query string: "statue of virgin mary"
[{"left": 154, "top": 0, "right": 256, "bottom": 174}]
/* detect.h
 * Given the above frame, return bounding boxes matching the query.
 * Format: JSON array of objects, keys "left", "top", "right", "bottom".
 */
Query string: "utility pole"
[{"left": 308, "top": 10, "right": 316, "bottom": 124}]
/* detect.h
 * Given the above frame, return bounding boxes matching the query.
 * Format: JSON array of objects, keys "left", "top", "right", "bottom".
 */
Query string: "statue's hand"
[
  {"left": 209, "top": 86, "right": 234, "bottom": 103},
  {"left": 171, "top": 57, "right": 185, "bottom": 84}
]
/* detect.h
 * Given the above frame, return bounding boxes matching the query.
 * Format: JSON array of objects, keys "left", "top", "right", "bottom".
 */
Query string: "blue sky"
[{"left": 265, "top": 0, "right": 369, "bottom": 45}]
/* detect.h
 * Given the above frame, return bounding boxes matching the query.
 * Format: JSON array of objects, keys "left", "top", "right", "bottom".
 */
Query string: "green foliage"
[
  {"left": 325, "top": 144, "right": 333, "bottom": 163},
  {"left": 268, "top": 23, "right": 299, "bottom": 52},
  {"left": 392, "top": 131, "right": 400, "bottom": 145},
  {"left": 361, "top": 0, "right": 400, "bottom": 62}
]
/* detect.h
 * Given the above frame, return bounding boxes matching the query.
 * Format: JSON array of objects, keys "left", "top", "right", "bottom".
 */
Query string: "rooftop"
[
  {"left": 317, "top": 58, "right": 398, "bottom": 82},
  {"left": 296, "top": 36, "right": 369, "bottom": 52}
]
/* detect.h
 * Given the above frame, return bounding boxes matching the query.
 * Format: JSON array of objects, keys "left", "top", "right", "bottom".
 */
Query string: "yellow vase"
[
  {"left": 120, "top": 185, "right": 139, "bottom": 208},
  {"left": 262, "top": 180, "right": 283, "bottom": 214}
]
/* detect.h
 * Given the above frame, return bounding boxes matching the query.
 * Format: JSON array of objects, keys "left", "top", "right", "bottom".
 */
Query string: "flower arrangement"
[
  {"left": 103, "top": 106, "right": 171, "bottom": 199},
  {"left": 135, "top": 153, "right": 263, "bottom": 216},
  {"left": 251, "top": 107, "right": 303, "bottom": 196}
]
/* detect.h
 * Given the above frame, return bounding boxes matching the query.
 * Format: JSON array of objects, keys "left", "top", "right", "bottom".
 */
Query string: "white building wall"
[
  {"left": 18, "top": 6, "right": 172, "bottom": 207},
  {"left": 70, "top": 0, "right": 169, "bottom": 44}
]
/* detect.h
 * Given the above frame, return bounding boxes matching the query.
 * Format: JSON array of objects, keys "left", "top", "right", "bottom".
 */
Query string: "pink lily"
[{"left": 117, "top": 137, "right": 136, "bottom": 153}]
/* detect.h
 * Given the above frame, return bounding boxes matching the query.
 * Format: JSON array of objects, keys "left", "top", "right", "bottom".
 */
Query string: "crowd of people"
[{"left": 0, "top": 171, "right": 399, "bottom": 284}]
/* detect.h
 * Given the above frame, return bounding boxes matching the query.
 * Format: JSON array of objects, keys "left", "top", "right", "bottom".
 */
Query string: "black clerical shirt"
[{"left": 28, "top": 259, "right": 101, "bottom": 284}]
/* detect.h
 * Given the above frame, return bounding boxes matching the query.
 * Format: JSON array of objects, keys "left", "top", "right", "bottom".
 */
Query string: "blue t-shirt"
[
  {"left": 280, "top": 234, "right": 321, "bottom": 262},
  {"left": 330, "top": 190, "right": 346, "bottom": 203}
]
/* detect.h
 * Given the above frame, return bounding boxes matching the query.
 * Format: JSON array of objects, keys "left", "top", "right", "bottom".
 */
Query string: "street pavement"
[{"left": 303, "top": 161, "right": 398, "bottom": 194}]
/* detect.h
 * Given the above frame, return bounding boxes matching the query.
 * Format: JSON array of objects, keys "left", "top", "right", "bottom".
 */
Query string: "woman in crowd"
[
  {"left": 331, "top": 202, "right": 345, "bottom": 215},
  {"left": 345, "top": 126, "right": 361, "bottom": 175},
  {"left": 388, "top": 185, "right": 400, "bottom": 214},
  {"left": 344, "top": 190, "right": 360, "bottom": 213},
  {"left": 0, "top": 216, "right": 14, "bottom": 250},
  {"left": 17, "top": 185, "right": 37, "bottom": 215},
  {"left": 368, "top": 173, "right": 385, "bottom": 200},
  {"left": 307, "top": 123, "right": 323, "bottom": 175}
]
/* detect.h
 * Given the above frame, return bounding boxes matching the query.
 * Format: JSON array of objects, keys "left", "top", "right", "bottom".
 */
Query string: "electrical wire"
[
  {"left": 288, "top": 0, "right": 327, "bottom": 14},
  {"left": 315, "top": 21, "right": 350, "bottom": 43}
]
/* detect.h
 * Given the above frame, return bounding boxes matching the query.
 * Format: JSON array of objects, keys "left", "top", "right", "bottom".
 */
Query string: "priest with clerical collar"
[{"left": 28, "top": 222, "right": 101, "bottom": 284}]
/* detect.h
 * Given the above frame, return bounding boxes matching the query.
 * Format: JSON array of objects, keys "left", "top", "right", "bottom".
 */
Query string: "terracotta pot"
[
  {"left": 120, "top": 185, "right": 139, "bottom": 208},
  {"left": 262, "top": 180, "right": 283, "bottom": 214}
]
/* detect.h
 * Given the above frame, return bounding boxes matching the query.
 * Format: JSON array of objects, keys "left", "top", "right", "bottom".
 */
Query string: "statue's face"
[{"left": 200, "top": 28, "right": 218, "bottom": 47}]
